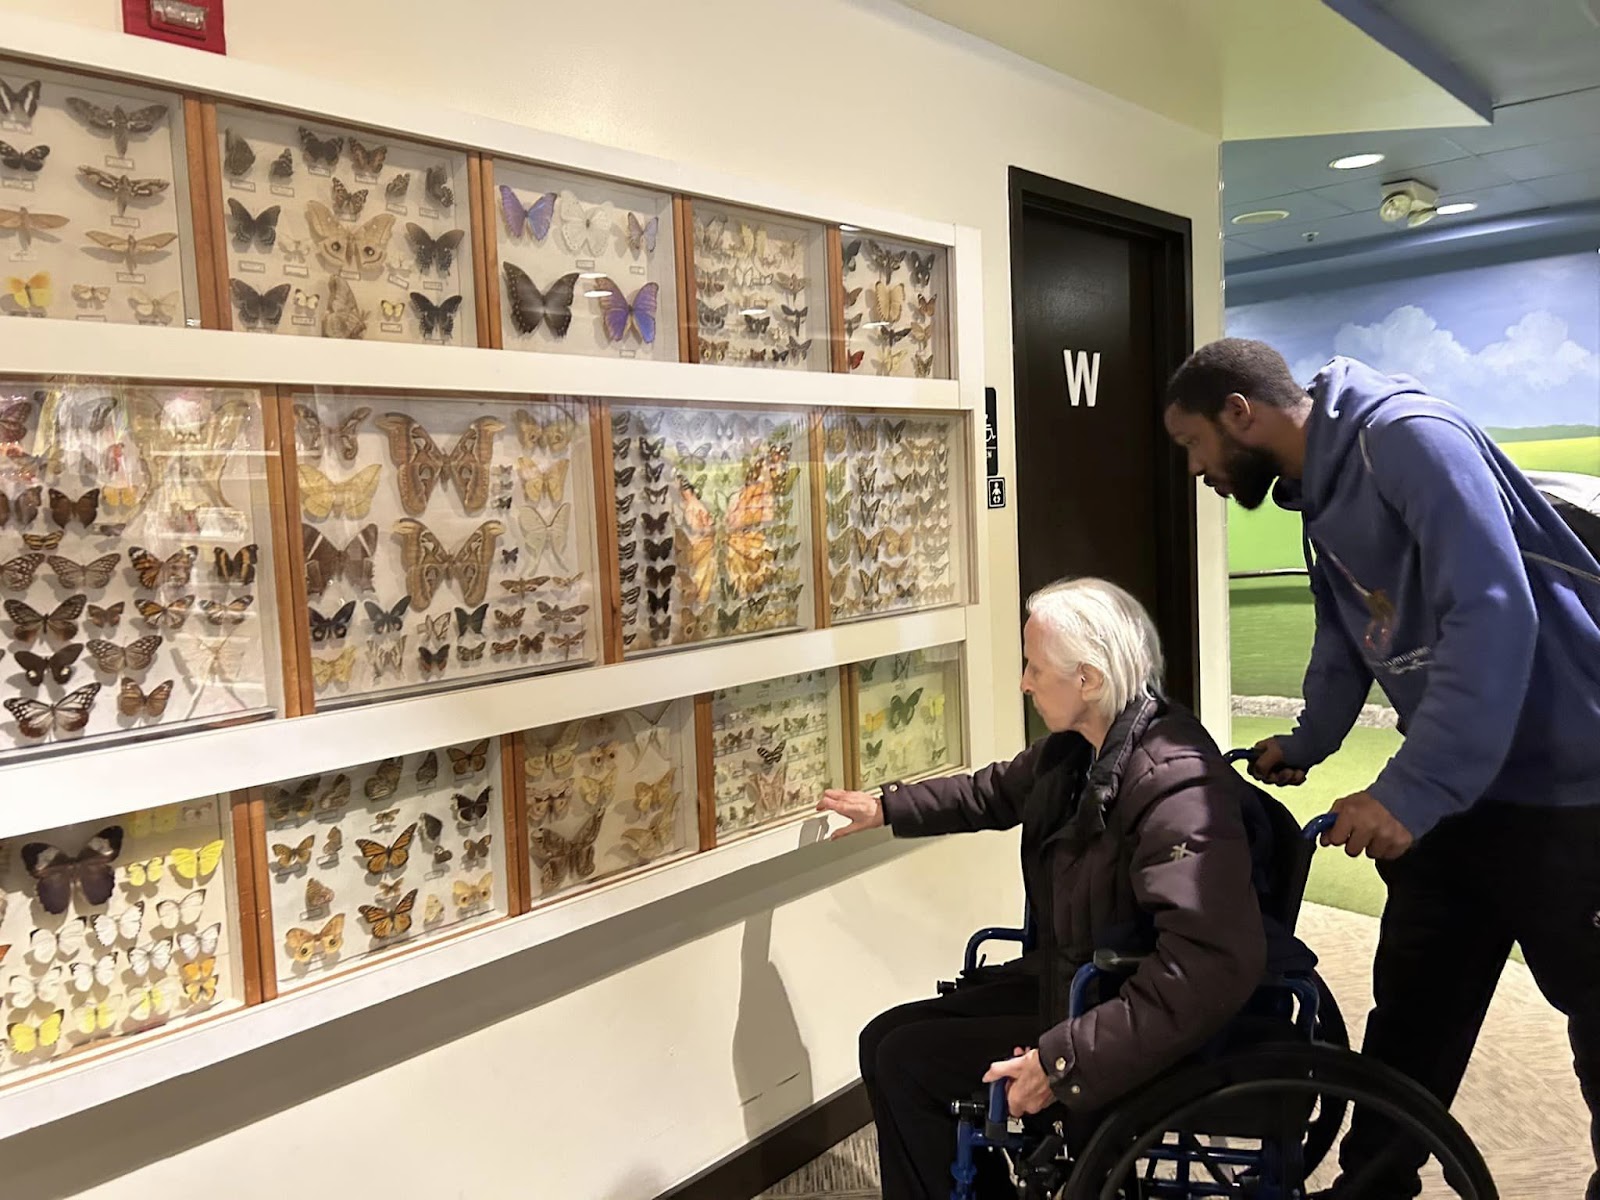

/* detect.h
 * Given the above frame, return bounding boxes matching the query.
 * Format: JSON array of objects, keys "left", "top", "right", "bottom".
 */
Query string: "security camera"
[{"left": 1379, "top": 179, "right": 1440, "bottom": 227}]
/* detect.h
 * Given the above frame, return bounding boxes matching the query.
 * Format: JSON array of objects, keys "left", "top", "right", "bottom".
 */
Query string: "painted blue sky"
[{"left": 1228, "top": 252, "right": 1600, "bottom": 429}]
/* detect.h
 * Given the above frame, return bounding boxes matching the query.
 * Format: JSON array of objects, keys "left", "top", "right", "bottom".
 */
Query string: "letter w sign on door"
[{"left": 1063, "top": 349, "right": 1101, "bottom": 407}]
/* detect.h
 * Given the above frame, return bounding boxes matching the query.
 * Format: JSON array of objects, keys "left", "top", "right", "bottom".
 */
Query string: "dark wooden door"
[{"left": 1008, "top": 168, "right": 1197, "bottom": 737}]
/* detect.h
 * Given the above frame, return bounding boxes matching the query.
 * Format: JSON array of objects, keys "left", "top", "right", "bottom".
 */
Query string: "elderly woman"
[{"left": 819, "top": 578, "right": 1274, "bottom": 1199}]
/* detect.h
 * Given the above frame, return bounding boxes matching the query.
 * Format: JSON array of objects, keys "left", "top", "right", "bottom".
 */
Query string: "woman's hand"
[
  {"left": 983, "top": 1047, "right": 1054, "bottom": 1117},
  {"left": 816, "top": 789, "right": 884, "bottom": 839}
]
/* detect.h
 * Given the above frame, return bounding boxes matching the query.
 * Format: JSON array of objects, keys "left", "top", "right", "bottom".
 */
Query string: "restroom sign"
[
  {"left": 987, "top": 477, "right": 1007, "bottom": 509},
  {"left": 1063, "top": 349, "right": 1101, "bottom": 407}
]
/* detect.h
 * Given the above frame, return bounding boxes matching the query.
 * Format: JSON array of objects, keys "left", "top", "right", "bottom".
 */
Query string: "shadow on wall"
[{"left": 0, "top": 822, "right": 910, "bottom": 1200}]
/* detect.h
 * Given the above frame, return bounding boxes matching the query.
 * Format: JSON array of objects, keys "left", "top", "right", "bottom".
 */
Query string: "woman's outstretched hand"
[{"left": 816, "top": 789, "right": 884, "bottom": 839}]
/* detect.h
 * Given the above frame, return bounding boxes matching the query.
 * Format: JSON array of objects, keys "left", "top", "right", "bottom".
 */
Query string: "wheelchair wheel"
[
  {"left": 1059, "top": 1043, "right": 1496, "bottom": 1200},
  {"left": 1299, "top": 968, "right": 1349, "bottom": 1176}
]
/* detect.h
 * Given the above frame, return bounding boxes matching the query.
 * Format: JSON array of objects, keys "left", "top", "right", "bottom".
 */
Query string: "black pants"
[
  {"left": 861, "top": 974, "right": 1041, "bottom": 1200},
  {"left": 1337, "top": 803, "right": 1600, "bottom": 1199}
]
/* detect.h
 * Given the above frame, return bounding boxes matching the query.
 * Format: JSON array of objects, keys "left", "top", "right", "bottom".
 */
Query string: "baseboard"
[{"left": 657, "top": 1080, "right": 872, "bottom": 1200}]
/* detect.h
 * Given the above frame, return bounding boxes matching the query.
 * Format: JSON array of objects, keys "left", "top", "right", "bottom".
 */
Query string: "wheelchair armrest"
[
  {"left": 1067, "top": 950, "right": 1150, "bottom": 1018},
  {"left": 961, "top": 925, "right": 1033, "bottom": 975}
]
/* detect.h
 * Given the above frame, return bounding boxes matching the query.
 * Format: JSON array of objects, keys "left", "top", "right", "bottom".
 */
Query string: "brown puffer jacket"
[{"left": 879, "top": 690, "right": 1271, "bottom": 1112}]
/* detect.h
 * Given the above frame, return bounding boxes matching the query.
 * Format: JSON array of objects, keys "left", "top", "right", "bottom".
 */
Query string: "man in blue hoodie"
[{"left": 1164, "top": 338, "right": 1600, "bottom": 1199}]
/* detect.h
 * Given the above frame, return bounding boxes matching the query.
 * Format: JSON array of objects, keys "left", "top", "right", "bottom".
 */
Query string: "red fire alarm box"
[{"left": 122, "top": 0, "right": 227, "bottom": 54}]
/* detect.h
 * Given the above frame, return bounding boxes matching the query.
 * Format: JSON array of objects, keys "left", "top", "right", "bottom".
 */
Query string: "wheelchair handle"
[
  {"left": 985, "top": 1079, "right": 1010, "bottom": 1139},
  {"left": 1226, "top": 749, "right": 1339, "bottom": 842}
]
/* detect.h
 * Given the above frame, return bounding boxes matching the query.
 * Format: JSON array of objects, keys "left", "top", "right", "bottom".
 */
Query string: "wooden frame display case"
[
  {"left": 251, "top": 736, "right": 515, "bottom": 997},
  {"left": 0, "top": 795, "right": 252, "bottom": 1080},
  {"left": 707, "top": 668, "right": 843, "bottom": 845},
  {"left": 0, "top": 58, "right": 206, "bottom": 330},
  {"left": 280, "top": 390, "right": 601, "bottom": 711},
  {"left": 817, "top": 409, "right": 968, "bottom": 623},
  {"left": 852, "top": 644, "right": 966, "bottom": 790},
  {"left": 0, "top": 379, "right": 284, "bottom": 759},
  {"left": 523, "top": 698, "right": 696, "bottom": 903},
  {"left": 837, "top": 231, "right": 950, "bottom": 379},
  {"left": 483, "top": 158, "right": 679, "bottom": 362},
  {"left": 207, "top": 103, "right": 479, "bottom": 347},
  {"left": 683, "top": 199, "right": 829, "bottom": 370}
]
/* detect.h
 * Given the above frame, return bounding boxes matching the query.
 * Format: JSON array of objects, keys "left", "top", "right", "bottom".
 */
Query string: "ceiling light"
[
  {"left": 1231, "top": 209, "right": 1290, "bottom": 225},
  {"left": 1436, "top": 201, "right": 1478, "bottom": 216},
  {"left": 1330, "top": 153, "right": 1385, "bottom": 170}
]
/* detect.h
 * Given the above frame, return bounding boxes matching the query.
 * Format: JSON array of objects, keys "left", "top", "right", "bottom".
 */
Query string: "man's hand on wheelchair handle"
[
  {"left": 1249, "top": 737, "right": 1308, "bottom": 786},
  {"left": 983, "top": 1047, "right": 1054, "bottom": 1117},
  {"left": 816, "top": 789, "right": 884, "bottom": 839},
  {"left": 1323, "top": 789, "right": 1414, "bottom": 860}
]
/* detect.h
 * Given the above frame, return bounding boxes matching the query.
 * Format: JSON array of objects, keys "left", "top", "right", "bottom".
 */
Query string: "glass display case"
[
  {"left": 686, "top": 200, "right": 828, "bottom": 370},
  {"left": 489, "top": 159, "right": 678, "bottom": 362},
  {"left": 854, "top": 644, "right": 964, "bottom": 790},
  {"left": 818, "top": 409, "right": 967, "bottom": 622},
  {"left": 838, "top": 231, "right": 950, "bottom": 379},
  {"left": 287, "top": 391, "right": 599, "bottom": 708},
  {"left": 606, "top": 402, "right": 813, "bottom": 656},
  {"left": 0, "top": 380, "right": 282, "bottom": 758},
  {"left": 213, "top": 105, "right": 477, "bottom": 346},
  {"left": 254, "top": 737, "right": 511, "bottom": 992},
  {"left": 0, "top": 796, "right": 246, "bottom": 1080},
  {"left": 523, "top": 698, "right": 696, "bottom": 901},
  {"left": 709, "top": 668, "right": 842, "bottom": 842}
]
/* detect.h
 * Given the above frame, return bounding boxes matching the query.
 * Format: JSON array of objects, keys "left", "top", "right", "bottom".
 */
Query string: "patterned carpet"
[{"left": 761, "top": 903, "right": 1593, "bottom": 1198}]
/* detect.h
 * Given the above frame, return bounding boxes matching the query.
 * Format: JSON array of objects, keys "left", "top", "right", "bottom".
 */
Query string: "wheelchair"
[{"left": 941, "top": 751, "right": 1498, "bottom": 1200}]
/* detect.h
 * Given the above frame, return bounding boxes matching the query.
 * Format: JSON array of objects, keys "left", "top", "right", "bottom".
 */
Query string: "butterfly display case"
[
  {"left": 488, "top": 159, "right": 678, "bottom": 362},
  {"left": 253, "top": 737, "right": 512, "bottom": 994},
  {"left": 819, "top": 410, "right": 968, "bottom": 623},
  {"left": 0, "top": 59, "right": 202, "bottom": 327},
  {"left": 838, "top": 233, "right": 950, "bottom": 379},
  {"left": 709, "top": 669, "right": 842, "bottom": 844},
  {"left": 606, "top": 403, "right": 813, "bottom": 656},
  {"left": 287, "top": 391, "right": 600, "bottom": 708},
  {"left": 686, "top": 200, "right": 829, "bottom": 370},
  {"left": 211, "top": 105, "right": 477, "bottom": 346},
  {"left": 0, "top": 797, "right": 248, "bottom": 1082},
  {"left": 522, "top": 699, "right": 696, "bottom": 903},
  {"left": 0, "top": 381, "right": 283, "bottom": 759},
  {"left": 853, "top": 644, "right": 965, "bottom": 791}
]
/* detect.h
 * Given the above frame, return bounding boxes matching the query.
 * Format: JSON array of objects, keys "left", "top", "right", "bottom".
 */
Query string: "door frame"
[{"left": 1006, "top": 166, "right": 1199, "bottom": 707}]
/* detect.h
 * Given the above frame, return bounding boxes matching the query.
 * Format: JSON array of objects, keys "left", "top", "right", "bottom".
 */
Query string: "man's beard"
[{"left": 1224, "top": 437, "right": 1281, "bottom": 510}]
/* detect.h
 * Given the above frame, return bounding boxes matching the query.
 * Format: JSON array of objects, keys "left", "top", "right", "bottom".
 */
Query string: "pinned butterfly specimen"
[
  {"left": 7, "top": 593, "right": 87, "bottom": 643},
  {"left": 308, "top": 598, "right": 356, "bottom": 643},
  {"left": 6, "top": 270, "right": 50, "bottom": 314},
  {"left": 303, "top": 523, "right": 378, "bottom": 595},
  {"left": 410, "top": 291, "right": 463, "bottom": 340},
  {"left": 169, "top": 839, "right": 224, "bottom": 884},
  {"left": 449, "top": 738, "right": 490, "bottom": 776},
  {"left": 269, "top": 149, "right": 293, "bottom": 180},
  {"left": 517, "top": 503, "right": 572, "bottom": 572},
  {"left": 5, "top": 680, "right": 102, "bottom": 740},
  {"left": 129, "top": 288, "right": 180, "bottom": 324},
  {"left": 529, "top": 809, "right": 603, "bottom": 895},
  {"left": 128, "top": 543, "right": 197, "bottom": 589},
  {"left": 453, "top": 786, "right": 491, "bottom": 823},
  {"left": 65, "top": 97, "right": 167, "bottom": 156},
  {"left": 376, "top": 412, "right": 503, "bottom": 516},
  {"left": 868, "top": 281, "right": 904, "bottom": 325},
  {"left": 418, "top": 162, "right": 454, "bottom": 207},
  {"left": 46, "top": 551, "right": 119, "bottom": 590},
  {"left": 840, "top": 238, "right": 863, "bottom": 272},
  {"left": 115, "top": 675, "right": 173, "bottom": 720},
  {"left": 846, "top": 348, "right": 865, "bottom": 371},
  {"left": 0, "top": 552, "right": 43, "bottom": 592},
  {"left": 222, "top": 128, "right": 255, "bottom": 176},
  {"left": 133, "top": 595, "right": 193, "bottom": 630},
  {"left": 348, "top": 139, "right": 387, "bottom": 176},
  {"left": 913, "top": 353, "right": 933, "bottom": 378},
  {"left": 359, "top": 889, "right": 417, "bottom": 939},
  {"left": 19, "top": 826, "right": 123, "bottom": 914},
  {"left": 697, "top": 299, "right": 728, "bottom": 330},
  {"left": 887, "top": 687, "right": 925, "bottom": 730},
  {"left": 330, "top": 176, "right": 367, "bottom": 220},
  {"left": 908, "top": 251, "right": 935, "bottom": 287},
  {"left": 353, "top": 821, "right": 416, "bottom": 874},
  {"left": 180, "top": 956, "right": 218, "bottom": 1003},
  {"left": 674, "top": 458, "right": 786, "bottom": 606},
  {"left": 124, "top": 855, "right": 163, "bottom": 887},
  {"left": 364, "top": 595, "right": 411, "bottom": 634},
  {"left": 198, "top": 595, "right": 252, "bottom": 628},
  {"left": 416, "top": 611, "right": 450, "bottom": 644},
  {"left": 229, "top": 279, "right": 291, "bottom": 330},
  {"left": 865, "top": 240, "right": 907, "bottom": 282},
  {"left": 304, "top": 201, "right": 395, "bottom": 272},
  {"left": 593, "top": 277, "right": 658, "bottom": 345},
  {"left": 311, "top": 646, "right": 356, "bottom": 688},
  {"left": 285, "top": 913, "right": 344, "bottom": 963},
  {"left": 0, "top": 78, "right": 40, "bottom": 120},
  {"left": 226, "top": 198, "right": 280, "bottom": 252},
  {"left": 85, "top": 229, "right": 179, "bottom": 273},
  {"left": 392, "top": 518, "right": 504, "bottom": 613},
  {"left": 127, "top": 936, "right": 173, "bottom": 980},
  {"left": 454, "top": 873, "right": 493, "bottom": 910},
  {"left": 322, "top": 273, "right": 368, "bottom": 339},
  {"left": 78, "top": 166, "right": 170, "bottom": 216},
  {"left": 368, "top": 636, "right": 405, "bottom": 680},
  {"left": 633, "top": 767, "right": 677, "bottom": 817},
  {"left": 297, "top": 462, "right": 382, "bottom": 521},
  {"left": 626, "top": 210, "right": 659, "bottom": 254},
  {"left": 405, "top": 222, "right": 465, "bottom": 275},
  {"left": 0, "top": 207, "right": 68, "bottom": 251},
  {"left": 298, "top": 126, "right": 343, "bottom": 168},
  {"left": 376, "top": 297, "right": 402, "bottom": 321},
  {"left": 415, "top": 749, "right": 440, "bottom": 786},
  {"left": 211, "top": 543, "right": 258, "bottom": 586},
  {"left": 619, "top": 790, "right": 678, "bottom": 862},
  {"left": 557, "top": 190, "right": 613, "bottom": 255},
  {"left": 503, "top": 264, "right": 577, "bottom": 339},
  {"left": 385, "top": 172, "right": 410, "bottom": 201},
  {"left": 304, "top": 878, "right": 334, "bottom": 911},
  {"left": 271, "top": 835, "right": 314, "bottom": 871},
  {"left": 72, "top": 283, "right": 110, "bottom": 306},
  {"left": 14, "top": 643, "right": 82, "bottom": 686},
  {"left": 499, "top": 184, "right": 556, "bottom": 240}
]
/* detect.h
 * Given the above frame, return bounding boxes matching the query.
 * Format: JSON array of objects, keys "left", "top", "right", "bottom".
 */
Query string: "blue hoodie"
[{"left": 1274, "top": 357, "right": 1600, "bottom": 839}]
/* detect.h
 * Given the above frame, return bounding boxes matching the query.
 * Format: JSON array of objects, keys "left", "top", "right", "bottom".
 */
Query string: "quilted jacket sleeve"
[{"left": 878, "top": 739, "right": 1045, "bottom": 837}]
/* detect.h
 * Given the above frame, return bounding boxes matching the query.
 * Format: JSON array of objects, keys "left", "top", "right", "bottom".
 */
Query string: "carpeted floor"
[{"left": 761, "top": 903, "right": 1593, "bottom": 1198}]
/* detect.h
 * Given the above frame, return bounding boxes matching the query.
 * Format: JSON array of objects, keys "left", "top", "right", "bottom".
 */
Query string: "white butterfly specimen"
[
  {"left": 29, "top": 920, "right": 87, "bottom": 962},
  {"left": 127, "top": 938, "right": 174, "bottom": 979},
  {"left": 128, "top": 982, "right": 171, "bottom": 1020},
  {"left": 624, "top": 705, "right": 674, "bottom": 766},
  {"left": 91, "top": 903, "right": 144, "bottom": 947},
  {"left": 9, "top": 966, "right": 67, "bottom": 1006},
  {"left": 68, "top": 952, "right": 119, "bottom": 992},
  {"left": 518, "top": 503, "right": 571, "bottom": 571},
  {"left": 557, "top": 191, "right": 614, "bottom": 257},
  {"left": 156, "top": 889, "right": 207, "bottom": 928},
  {"left": 129, "top": 289, "right": 180, "bottom": 325},
  {"left": 177, "top": 923, "right": 221, "bottom": 961}
]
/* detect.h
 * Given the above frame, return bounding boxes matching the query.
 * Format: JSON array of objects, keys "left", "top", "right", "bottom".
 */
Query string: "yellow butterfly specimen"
[
  {"left": 169, "top": 838, "right": 225, "bottom": 884},
  {"left": 8, "top": 1010, "right": 64, "bottom": 1054},
  {"left": 525, "top": 723, "right": 579, "bottom": 779},
  {"left": 7, "top": 270, "right": 51, "bottom": 313},
  {"left": 130, "top": 806, "right": 179, "bottom": 838},
  {"left": 868, "top": 281, "right": 905, "bottom": 325},
  {"left": 423, "top": 894, "right": 444, "bottom": 924},
  {"left": 633, "top": 767, "right": 677, "bottom": 816},
  {"left": 284, "top": 913, "right": 344, "bottom": 963},
  {"left": 124, "top": 856, "right": 164, "bottom": 887},
  {"left": 128, "top": 983, "right": 170, "bottom": 1021},
  {"left": 453, "top": 873, "right": 494, "bottom": 911},
  {"left": 297, "top": 463, "right": 383, "bottom": 520},
  {"left": 76, "top": 997, "right": 122, "bottom": 1036},
  {"left": 358, "top": 889, "right": 417, "bottom": 939},
  {"left": 311, "top": 646, "right": 357, "bottom": 688},
  {"left": 576, "top": 767, "right": 614, "bottom": 809},
  {"left": 861, "top": 710, "right": 887, "bottom": 735},
  {"left": 618, "top": 791, "right": 679, "bottom": 862},
  {"left": 518, "top": 458, "right": 570, "bottom": 505},
  {"left": 271, "top": 835, "right": 314, "bottom": 871},
  {"left": 180, "top": 955, "right": 218, "bottom": 1003},
  {"left": 513, "top": 409, "right": 574, "bottom": 455}
]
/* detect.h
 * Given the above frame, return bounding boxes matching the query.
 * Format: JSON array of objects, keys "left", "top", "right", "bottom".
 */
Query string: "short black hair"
[{"left": 1165, "top": 338, "right": 1307, "bottom": 417}]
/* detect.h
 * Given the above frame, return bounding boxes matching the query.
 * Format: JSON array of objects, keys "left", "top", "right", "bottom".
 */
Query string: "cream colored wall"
[{"left": 0, "top": 2, "right": 1225, "bottom": 1194}]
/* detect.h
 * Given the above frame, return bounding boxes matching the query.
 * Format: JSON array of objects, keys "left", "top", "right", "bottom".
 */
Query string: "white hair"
[{"left": 1025, "top": 577, "right": 1164, "bottom": 719}]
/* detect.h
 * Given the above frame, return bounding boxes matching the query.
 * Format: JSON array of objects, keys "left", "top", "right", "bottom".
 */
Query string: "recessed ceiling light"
[
  {"left": 1436, "top": 201, "right": 1478, "bottom": 216},
  {"left": 1231, "top": 209, "right": 1291, "bottom": 225},
  {"left": 1330, "top": 153, "right": 1385, "bottom": 170}
]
